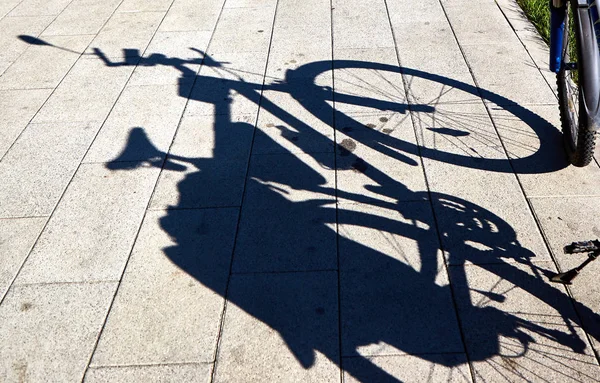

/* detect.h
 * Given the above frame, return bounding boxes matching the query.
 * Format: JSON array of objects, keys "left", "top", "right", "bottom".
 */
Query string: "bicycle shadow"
[{"left": 85, "top": 45, "right": 599, "bottom": 381}]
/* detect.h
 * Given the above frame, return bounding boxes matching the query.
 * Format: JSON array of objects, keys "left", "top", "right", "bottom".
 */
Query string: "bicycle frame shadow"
[{"left": 85, "top": 45, "right": 598, "bottom": 381}]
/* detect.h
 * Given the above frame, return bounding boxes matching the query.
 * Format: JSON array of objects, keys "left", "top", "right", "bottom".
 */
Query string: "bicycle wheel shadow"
[{"left": 91, "top": 45, "right": 600, "bottom": 381}]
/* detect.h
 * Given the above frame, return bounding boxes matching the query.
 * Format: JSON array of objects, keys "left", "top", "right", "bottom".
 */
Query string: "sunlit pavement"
[{"left": 1, "top": 0, "right": 600, "bottom": 382}]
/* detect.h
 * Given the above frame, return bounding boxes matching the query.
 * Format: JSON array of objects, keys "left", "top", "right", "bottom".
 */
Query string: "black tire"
[{"left": 556, "top": 6, "right": 596, "bottom": 167}]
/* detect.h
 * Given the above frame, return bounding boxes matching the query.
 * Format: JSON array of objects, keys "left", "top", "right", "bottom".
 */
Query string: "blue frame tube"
[{"left": 550, "top": 4, "right": 567, "bottom": 73}]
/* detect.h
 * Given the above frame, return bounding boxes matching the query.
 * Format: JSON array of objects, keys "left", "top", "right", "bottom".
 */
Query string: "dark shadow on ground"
[{"left": 19, "top": 36, "right": 593, "bottom": 381}]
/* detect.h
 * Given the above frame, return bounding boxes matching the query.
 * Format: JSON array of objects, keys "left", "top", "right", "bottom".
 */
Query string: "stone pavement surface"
[{"left": 1, "top": 0, "right": 600, "bottom": 381}]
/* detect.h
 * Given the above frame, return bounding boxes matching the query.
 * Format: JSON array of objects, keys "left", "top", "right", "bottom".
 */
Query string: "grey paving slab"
[
  {"left": 0, "top": 0, "right": 22, "bottom": 18},
  {"left": 159, "top": 0, "right": 223, "bottom": 32},
  {"left": 335, "top": 112, "right": 427, "bottom": 205},
  {"left": 185, "top": 51, "right": 267, "bottom": 117},
  {"left": 223, "top": 0, "right": 274, "bottom": 8},
  {"left": 449, "top": 261, "right": 600, "bottom": 382},
  {"left": 253, "top": 88, "right": 334, "bottom": 155},
  {"left": 232, "top": 152, "right": 337, "bottom": 273},
  {"left": 84, "top": 84, "right": 188, "bottom": 163},
  {"left": 214, "top": 271, "right": 340, "bottom": 383},
  {"left": 443, "top": 1, "right": 518, "bottom": 46},
  {"left": 32, "top": 57, "right": 134, "bottom": 123},
  {"left": 0, "top": 15, "right": 54, "bottom": 63},
  {"left": 333, "top": 48, "right": 407, "bottom": 116},
  {"left": 0, "top": 282, "right": 116, "bottom": 383},
  {"left": 338, "top": 202, "right": 464, "bottom": 358},
  {"left": 144, "top": 30, "right": 213, "bottom": 60},
  {"left": 42, "top": 0, "right": 122, "bottom": 36},
  {"left": 0, "top": 34, "right": 94, "bottom": 90},
  {"left": 207, "top": 6, "right": 275, "bottom": 55},
  {"left": 8, "top": 0, "right": 72, "bottom": 16},
  {"left": 85, "top": 364, "right": 212, "bottom": 383},
  {"left": 117, "top": 0, "right": 173, "bottom": 13},
  {"left": 15, "top": 162, "right": 160, "bottom": 284},
  {"left": 422, "top": 146, "right": 551, "bottom": 266},
  {"left": 332, "top": 0, "right": 395, "bottom": 49},
  {"left": 0, "top": 217, "right": 47, "bottom": 300},
  {"left": 386, "top": 0, "right": 447, "bottom": 25},
  {"left": 85, "top": 11, "right": 164, "bottom": 58},
  {"left": 149, "top": 114, "right": 254, "bottom": 210},
  {"left": 0, "top": 121, "right": 101, "bottom": 218},
  {"left": 91, "top": 208, "right": 238, "bottom": 366},
  {"left": 459, "top": 42, "right": 557, "bottom": 106},
  {"left": 343, "top": 354, "right": 473, "bottom": 383},
  {"left": 490, "top": 104, "right": 600, "bottom": 196},
  {"left": 530, "top": 196, "right": 600, "bottom": 356},
  {"left": 411, "top": 101, "right": 502, "bottom": 150},
  {"left": 0, "top": 88, "right": 51, "bottom": 158}
]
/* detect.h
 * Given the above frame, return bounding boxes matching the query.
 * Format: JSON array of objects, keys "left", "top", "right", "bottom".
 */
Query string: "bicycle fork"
[{"left": 550, "top": 0, "right": 567, "bottom": 73}]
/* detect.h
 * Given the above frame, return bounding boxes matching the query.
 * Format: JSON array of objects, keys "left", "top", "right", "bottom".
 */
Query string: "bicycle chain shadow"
[{"left": 76, "top": 44, "right": 599, "bottom": 381}]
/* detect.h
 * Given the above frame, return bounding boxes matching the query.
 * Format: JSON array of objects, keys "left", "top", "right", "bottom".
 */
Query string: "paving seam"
[
  {"left": 382, "top": 1, "right": 479, "bottom": 382},
  {"left": 208, "top": 0, "right": 282, "bottom": 381},
  {"left": 438, "top": 0, "right": 600, "bottom": 369}
]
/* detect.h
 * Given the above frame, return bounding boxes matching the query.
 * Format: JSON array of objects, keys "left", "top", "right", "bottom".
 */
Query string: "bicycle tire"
[{"left": 556, "top": 5, "right": 596, "bottom": 167}]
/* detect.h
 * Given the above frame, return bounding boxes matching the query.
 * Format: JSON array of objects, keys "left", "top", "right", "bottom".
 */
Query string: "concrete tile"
[
  {"left": 275, "top": 0, "right": 328, "bottom": 23},
  {"left": 0, "top": 282, "right": 116, "bottom": 383},
  {"left": 15, "top": 162, "right": 161, "bottom": 284},
  {"left": 117, "top": 0, "right": 173, "bottom": 12},
  {"left": 0, "top": 88, "right": 51, "bottom": 158},
  {"left": 85, "top": 12, "right": 164, "bottom": 58},
  {"left": 208, "top": 7, "right": 275, "bottom": 55},
  {"left": 91, "top": 208, "right": 238, "bottom": 365},
  {"left": 0, "top": 34, "right": 94, "bottom": 90},
  {"left": 411, "top": 101, "right": 501, "bottom": 150},
  {"left": 266, "top": 44, "right": 331, "bottom": 82},
  {"left": 0, "top": 121, "right": 101, "bottom": 218},
  {"left": 530, "top": 196, "right": 600, "bottom": 356},
  {"left": 338, "top": 202, "right": 441, "bottom": 273},
  {"left": 8, "top": 0, "right": 72, "bottom": 16},
  {"left": 32, "top": 58, "right": 134, "bottom": 123},
  {"left": 149, "top": 115, "right": 254, "bottom": 210},
  {"left": 43, "top": 0, "right": 123, "bottom": 36},
  {"left": 224, "top": 0, "right": 275, "bottom": 8},
  {"left": 489, "top": 104, "right": 600, "bottom": 196},
  {"left": 159, "top": 0, "right": 223, "bottom": 32},
  {"left": 232, "top": 153, "right": 337, "bottom": 272},
  {"left": 0, "top": 16, "right": 54, "bottom": 63},
  {"left": 185, "top": 51, "right": 267, "bottom": 117},
  {"left": 0, "top": 217, "right": 47, "bottom": 300},
  {"left": 339, "top": 229, "right": 462, "bottom": 357},
  {"left": 253, "top": 88, "right": 334, "bottom": 155},
  {"left": 85, "top": 364, "right": 212, "bottom": 383},
  {"left": 214, "top": 271, "right": 340, "bottom": 383},
  {"left": 461, "top": 42, "right": 557, "bottom": 106},
  {"left": 84, "top": 85, "right": 188, "bottom": 163},
  {"left": 335, "top": 112, "right": 427, "bottom": 205},
  {"left": 386, "top": 0, "right": 448, "bottom": 25},
  {"left": 343, "top": 354, "right": 472, "bottom": 383},
  {"left": 332, "top": 0, "right": 395, "bottom": 49},
  {"left": 422, "top": 147, "right": 551, "bottom": 265},
  {"left": 144, "top": 30, "right": 213, "bottom": 60},
  {"left": 450, "top": 261, "right": 600, "bottom": 382},
  {"left": 0, "top": 0, "right": 21, "bottom": 18},
  {"left": 333, "top": 48, "right": 407, "bottom": 116},
  {"left": 443, "top": 2, "right": 518, "bottom": 46}
]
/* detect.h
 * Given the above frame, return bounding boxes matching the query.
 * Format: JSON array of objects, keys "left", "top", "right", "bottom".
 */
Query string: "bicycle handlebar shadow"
[{"left": 34, "top": 38, "right": 590, "bottom": 381}]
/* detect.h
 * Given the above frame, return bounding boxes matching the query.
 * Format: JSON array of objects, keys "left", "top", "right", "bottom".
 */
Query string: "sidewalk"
[{"left": 1, "top": 0, "right": 600, "bottom": 381}]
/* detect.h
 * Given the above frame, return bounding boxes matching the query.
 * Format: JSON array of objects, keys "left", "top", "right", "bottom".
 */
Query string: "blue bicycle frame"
[{"left": 549, "top": 0, "right": 600, "bottom": 131}]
